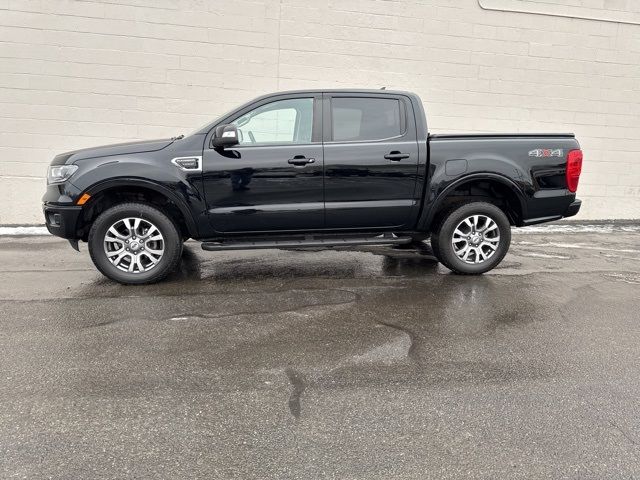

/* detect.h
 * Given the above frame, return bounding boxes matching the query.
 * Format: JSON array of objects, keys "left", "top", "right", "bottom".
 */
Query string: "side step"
[{"left": 201, "top": 234, "right": 412, "bottom": 251}]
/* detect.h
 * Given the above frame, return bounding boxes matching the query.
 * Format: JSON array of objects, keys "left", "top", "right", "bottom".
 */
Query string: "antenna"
[{"left": 380, "top": 86, "right": 386, "bottom": 90}]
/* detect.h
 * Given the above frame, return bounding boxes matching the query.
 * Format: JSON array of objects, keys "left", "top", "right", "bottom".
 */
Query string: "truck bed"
[{"left": 429, "top": 133, "right": 575, "bottom": 139}]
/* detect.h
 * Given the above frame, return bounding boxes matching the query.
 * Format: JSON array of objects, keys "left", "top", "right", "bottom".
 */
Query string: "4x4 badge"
[{"left": 529, "top": 149, "right": 563, "bottom": 157}]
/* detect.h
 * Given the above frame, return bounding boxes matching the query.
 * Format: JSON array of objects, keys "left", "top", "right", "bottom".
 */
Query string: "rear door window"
[{"left": 331, "top": 97, "right": 402, "bottom": 142}]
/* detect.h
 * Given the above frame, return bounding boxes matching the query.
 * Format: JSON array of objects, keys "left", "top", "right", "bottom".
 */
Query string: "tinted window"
[
  {"left": 232, "top": 98, "right": 313, "bottom": 145},
  {"left": 332, "top": 97, "right": 402, "bottom": 142}
]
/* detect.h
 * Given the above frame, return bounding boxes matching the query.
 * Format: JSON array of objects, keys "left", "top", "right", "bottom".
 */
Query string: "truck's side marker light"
[{"left": 77, "top": 193, "right": 91, "bottom": 205}]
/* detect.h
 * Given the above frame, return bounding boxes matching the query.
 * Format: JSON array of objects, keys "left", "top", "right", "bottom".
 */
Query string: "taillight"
[{"left": 566, "top": 149, "right": 582, "bottom": 193}]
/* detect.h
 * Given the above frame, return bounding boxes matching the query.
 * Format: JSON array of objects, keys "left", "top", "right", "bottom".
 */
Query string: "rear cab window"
[{"left": 331, "top": 97, "right": 404, "bottom": 142}]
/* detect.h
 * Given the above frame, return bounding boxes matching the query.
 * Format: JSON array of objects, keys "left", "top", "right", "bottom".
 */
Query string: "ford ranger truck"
[{"left": 42, "top": 90, "right": 582, "bottom": 284}]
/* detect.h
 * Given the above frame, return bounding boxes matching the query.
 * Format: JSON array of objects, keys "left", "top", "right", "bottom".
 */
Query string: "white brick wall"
[{"left": 0, "top": 0, "right": 638, "bottom": 224}]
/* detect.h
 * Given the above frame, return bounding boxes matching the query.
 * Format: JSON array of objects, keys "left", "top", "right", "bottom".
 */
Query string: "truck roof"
[{"left": 256, "top": 88, "right": 416, "bottom": 96}]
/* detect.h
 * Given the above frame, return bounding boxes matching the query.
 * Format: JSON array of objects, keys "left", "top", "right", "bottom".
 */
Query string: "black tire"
[
  {"left": 431, "top": 202, "right": 511, "bottom": 275},
  {"left": 88, "top": 202, "right": 183, "bottom": 284}
]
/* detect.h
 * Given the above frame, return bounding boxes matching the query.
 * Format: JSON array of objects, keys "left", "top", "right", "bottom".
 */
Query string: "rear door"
[{"left": 323, "top": 93, "right": 420, "bottom": 229}]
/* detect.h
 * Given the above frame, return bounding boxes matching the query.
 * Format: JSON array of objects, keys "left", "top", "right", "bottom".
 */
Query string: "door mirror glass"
[{"left": 212, "top": 124, "right": 239, "bottom": 148}]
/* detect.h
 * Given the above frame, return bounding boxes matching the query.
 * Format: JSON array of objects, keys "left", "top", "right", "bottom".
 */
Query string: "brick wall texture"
[{"left": 1, "top": 0, "right": 639, "bottom": 224}]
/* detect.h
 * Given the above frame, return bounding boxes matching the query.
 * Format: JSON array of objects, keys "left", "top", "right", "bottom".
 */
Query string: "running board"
[{"left": 201, "top": 235, "right": 412, "bottom": 251}]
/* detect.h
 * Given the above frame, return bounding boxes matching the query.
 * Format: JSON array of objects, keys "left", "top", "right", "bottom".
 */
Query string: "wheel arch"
[
  {"left": 421, "top": 173, "right": 527, "bottom": 232},
  {"left": 77, "top": 178, "right": 199, "bottom": 240}
]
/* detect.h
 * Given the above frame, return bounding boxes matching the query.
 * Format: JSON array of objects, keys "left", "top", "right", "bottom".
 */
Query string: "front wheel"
[
  {"left": 431, "top": 202, "right": 511, "bottom": 275},
  {"left": 88, "top": 202, "right": 183, "bottom": 284}
]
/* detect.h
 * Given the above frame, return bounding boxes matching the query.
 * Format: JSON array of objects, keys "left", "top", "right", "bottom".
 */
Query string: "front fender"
[{"left": 67, "top": 152, "right": 207, "bottom": 238}]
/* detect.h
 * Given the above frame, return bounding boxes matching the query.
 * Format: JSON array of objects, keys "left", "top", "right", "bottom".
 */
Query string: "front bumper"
[{"left": 43, "top": 204, "right": 82, "bottom": 239}]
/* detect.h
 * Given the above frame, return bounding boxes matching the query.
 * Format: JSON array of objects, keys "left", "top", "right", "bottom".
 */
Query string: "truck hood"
[{"left": 50, "top": 138, "right": 175, "bottom": 165}]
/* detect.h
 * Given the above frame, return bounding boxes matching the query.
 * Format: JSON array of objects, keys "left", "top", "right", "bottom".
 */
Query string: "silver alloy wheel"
[
  {"left": 103, "top": 217, "right": 165, "bottom": 273},
  {"left": 451, "top": 214, "right": 500, "bottom": 264}
]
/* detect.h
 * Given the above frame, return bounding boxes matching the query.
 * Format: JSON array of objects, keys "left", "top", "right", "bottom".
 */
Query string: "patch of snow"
[
  {"left": 603, "top": 273, "right": 640, "bottom": 285},
  {"left": 515, "top": 224, "right": 640, "bottom": 234},
  {"left": 0, "top": 226, "right": 50, "bottom": 236},
  {"left": 518, "top": 252, "right": 570, "bottom": 259},
  {"left": 514, "top": 241, "right": 640, "bottom": 254}
]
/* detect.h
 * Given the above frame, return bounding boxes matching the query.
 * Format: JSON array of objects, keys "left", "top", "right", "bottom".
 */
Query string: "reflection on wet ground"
[{"left": 1, "top": 231, "right": 639, "bottom": 479}]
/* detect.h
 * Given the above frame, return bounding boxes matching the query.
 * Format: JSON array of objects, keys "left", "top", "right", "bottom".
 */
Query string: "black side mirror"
[{"left": 212, "top": 124, "right": 239, "bottom": 148}]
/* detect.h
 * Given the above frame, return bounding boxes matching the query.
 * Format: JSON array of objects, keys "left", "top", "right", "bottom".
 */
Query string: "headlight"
[{"left": 47, "top": 165, "right": 78, "bottom": 184}]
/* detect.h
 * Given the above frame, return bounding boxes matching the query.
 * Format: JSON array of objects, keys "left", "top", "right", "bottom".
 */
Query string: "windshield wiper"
[{"left": 171, "top": 134, "right": 185, "bottom": 140}]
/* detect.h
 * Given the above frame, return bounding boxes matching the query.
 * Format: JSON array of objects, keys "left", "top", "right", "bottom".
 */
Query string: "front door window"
[{"left": 232, "top": 98, "right": 314, "bottom": 145}]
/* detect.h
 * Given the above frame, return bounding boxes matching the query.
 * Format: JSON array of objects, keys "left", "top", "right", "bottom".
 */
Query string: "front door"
[
  {"left": 202, "top": 95, "right": 323, "bottom": 233},
  {"left": 323, "top": 93, "right": 420, "bottom": 229}
]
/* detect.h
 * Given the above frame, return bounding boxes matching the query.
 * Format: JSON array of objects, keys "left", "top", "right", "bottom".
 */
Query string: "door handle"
[
  {"left": 288, "top": 155, "right": 315, "bottom": 166},
  {"left": 384, "top": 151, "right": 410, "bottom": 161}
]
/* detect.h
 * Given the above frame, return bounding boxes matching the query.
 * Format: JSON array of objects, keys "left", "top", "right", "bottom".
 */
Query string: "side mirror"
[{"left": 212, "top": 124, "right": 239, "bottom": 148}]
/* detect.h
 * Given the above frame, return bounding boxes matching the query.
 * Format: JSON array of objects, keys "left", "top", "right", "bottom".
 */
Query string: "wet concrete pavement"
[{"left": 1, "top": 228, "right": 639, "bottom": 479}]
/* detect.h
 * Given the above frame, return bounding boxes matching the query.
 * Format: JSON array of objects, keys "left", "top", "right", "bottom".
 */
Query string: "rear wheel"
[
  {"left": 88, "top": 202, "right": 183, "bottom": 284},
  {"left": 431, "top": 202, "right": 511, "bottom": 274}
]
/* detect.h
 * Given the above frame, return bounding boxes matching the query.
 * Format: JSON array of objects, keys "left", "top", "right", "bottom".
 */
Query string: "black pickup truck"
[{"left": 43, "top": 90, "right": 582, "bottom": 284}]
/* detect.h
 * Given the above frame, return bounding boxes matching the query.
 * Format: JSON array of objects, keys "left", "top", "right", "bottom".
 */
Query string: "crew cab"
[{"left": 43, "top": 90, "right": 582, "bottom": 284}]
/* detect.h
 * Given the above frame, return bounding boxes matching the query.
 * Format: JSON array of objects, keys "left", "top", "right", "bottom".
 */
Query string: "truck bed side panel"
[{"left": 418, "top": 135, "right": 581, "bottom": 230}]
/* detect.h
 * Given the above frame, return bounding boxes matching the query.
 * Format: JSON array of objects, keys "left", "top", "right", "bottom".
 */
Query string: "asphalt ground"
[{"left": 1, "top": 227, "right": 639, "bottom": 479}]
